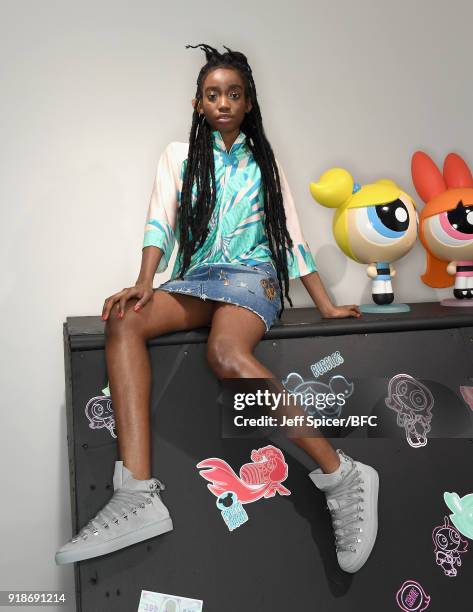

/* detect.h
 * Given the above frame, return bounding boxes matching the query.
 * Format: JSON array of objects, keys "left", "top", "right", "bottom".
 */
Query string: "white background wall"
[{"left": 1, "top": 1, "right": 472, "bottom": 609}]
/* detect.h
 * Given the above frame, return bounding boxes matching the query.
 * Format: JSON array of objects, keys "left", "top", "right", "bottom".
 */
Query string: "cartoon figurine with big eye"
[
  {"left": 411, "top": 151, "right": 473, "bottom": 306},
  {"left": 310, "top": 168, "right": 418, "bottom": 313}
]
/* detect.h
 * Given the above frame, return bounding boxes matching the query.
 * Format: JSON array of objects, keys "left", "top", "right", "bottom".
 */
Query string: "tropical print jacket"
[{"left": 143, "top": 129, "right": 317, "bottom": 279}]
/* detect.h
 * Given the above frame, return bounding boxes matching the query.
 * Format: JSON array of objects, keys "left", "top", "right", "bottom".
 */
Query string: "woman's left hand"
[{"left": 321, "top": 305, "right": 362, "bottom": 319}]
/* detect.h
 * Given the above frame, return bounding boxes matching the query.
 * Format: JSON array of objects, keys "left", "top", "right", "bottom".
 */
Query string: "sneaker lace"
[
  {"left": 328, "top": 450, "right": 365, "bottom": 553},
  {"left": 77, "top": 478, "right": 165, "bottom": 539}
]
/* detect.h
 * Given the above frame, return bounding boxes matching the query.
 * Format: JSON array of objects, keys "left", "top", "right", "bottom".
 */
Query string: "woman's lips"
[{"left": 216, "top": 116, "right": 232, "bottom": 122}]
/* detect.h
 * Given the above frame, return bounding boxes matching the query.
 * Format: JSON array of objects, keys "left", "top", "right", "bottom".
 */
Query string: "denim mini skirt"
[{"left": 156, "top": 261, "right": 281, "bottom": 332}]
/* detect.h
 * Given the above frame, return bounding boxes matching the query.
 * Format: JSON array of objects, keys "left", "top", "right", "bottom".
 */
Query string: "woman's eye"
[
  {"left": 207, "top": 92, "right": 240, "bottom": 101},
  {"left": 354, "top": 199, "right": 413, "bottom": 245}
]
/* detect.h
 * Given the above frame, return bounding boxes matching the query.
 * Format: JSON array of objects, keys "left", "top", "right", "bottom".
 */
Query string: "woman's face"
[{"left": 193, "top": 67, "right": 252, "bottom": 132}]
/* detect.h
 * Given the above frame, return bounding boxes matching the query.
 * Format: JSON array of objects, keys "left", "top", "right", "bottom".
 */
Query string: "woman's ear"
[
  {"left": 192, "top": 98, "right": 202, "bottom": 113},
  {"left": 246, "top": 98, "right": 253, "bottom": 113}
]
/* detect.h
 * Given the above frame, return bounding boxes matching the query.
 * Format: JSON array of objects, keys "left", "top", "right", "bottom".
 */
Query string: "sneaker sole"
[
  {"left": 341, "top": 465, "right": 379, "bottom": 573},
  {"left": 55, "top": 517, "right": 173, "bottom": 565}
]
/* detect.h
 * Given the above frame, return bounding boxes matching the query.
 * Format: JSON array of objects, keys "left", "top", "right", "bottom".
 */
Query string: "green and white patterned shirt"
[{"left": 143, "top": 129, "right": 317, "bottom": 279}]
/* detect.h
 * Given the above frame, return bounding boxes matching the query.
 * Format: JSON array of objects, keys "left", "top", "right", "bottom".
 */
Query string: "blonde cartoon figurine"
[
  {"left": 310, "top": 168, "right": 418, "bottom": 313},
  {"left": 411, "top": 151, "right": 473, "bottom": 306}
]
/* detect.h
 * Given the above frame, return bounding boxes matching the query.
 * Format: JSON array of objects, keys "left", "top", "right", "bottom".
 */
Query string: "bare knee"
[
  {"left": 104, "top": 298, "right": 145, "bottom": 340},
  {"left": 207, "top": 338, "right": 249, "bottom": 378}
]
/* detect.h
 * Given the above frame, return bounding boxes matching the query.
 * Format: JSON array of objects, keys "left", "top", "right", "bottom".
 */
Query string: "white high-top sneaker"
[
  {"left": 309, "top": 449, "right": 379, "bottom": 573},
  {"left": 55, "top": 461, "right": 173, "bottom": 565}
]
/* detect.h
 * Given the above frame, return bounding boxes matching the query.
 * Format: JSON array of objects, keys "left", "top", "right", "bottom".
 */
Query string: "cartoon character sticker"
[
  {"left": 444, "top": 491, "right": 473, "bottom": 540},
  {"left": 216, "top": 491, "right": 248, "bottom": 532},
  {"left": 432, "top": 515, "right": 468, "bottom": 577},
  {"left": 197, "top": 445, "right": 291, "bottom": 503},
  {"left": 385, "top": 374, "right": 434, "bottom": 448},
  {"left": 84, "top": 395, "right": 116, "bottom": 439},
  {"left": 282, "top": 372, "right": 354, "bottom": 419}
]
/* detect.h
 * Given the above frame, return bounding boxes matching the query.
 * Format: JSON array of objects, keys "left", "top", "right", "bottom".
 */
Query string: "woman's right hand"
[{"left": 101, "top": 282, "right": 154, "bottom": 320}]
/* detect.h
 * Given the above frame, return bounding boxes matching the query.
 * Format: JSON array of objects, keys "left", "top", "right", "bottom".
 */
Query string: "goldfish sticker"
[{"left": 197, "top": 445, "right": 291, "bottom": 504}]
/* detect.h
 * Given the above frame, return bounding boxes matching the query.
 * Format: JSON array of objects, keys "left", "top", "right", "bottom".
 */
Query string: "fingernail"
[
  {"left": 102, "top": 315, "right": 107, "bottom": 320},
  {"left": 134, "top": 305, "right": 140, "bottom": 311},
  {"left": 119, "top": 312, "right": 124, "bottom": 318}
]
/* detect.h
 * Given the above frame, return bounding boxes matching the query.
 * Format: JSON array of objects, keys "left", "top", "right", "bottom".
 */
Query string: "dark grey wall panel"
[{"left": 63, "top": 303, "right": 473, "bottom": 611}]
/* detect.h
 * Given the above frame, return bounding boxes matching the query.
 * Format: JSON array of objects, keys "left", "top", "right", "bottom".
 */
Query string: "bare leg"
[
  {"left": 105, "top": 290, "right": 215, "bottom": 479},
  {"left": 206, "top": 303, "right": 340, "bottom": 474}
]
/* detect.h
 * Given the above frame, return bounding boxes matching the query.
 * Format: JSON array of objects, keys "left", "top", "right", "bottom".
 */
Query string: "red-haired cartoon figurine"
[{"left": 412, "top": 151, "right": 473, "bottom": 306}]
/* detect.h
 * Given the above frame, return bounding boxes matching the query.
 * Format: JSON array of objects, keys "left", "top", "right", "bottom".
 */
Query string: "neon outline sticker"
[
  {"left": 396, "top": 579, "right": 431, "bottom": 611},
  {"left": 84, "top": 395, "right": 116, "bottom": 439},
  {"left": 385, "top": 373, "right": 433, "bottom": 448},
  {"left": 282, "top": 372, "right": 354, "bottom": 418},
  {"left": 432, "top": 515, "right": 468, "bottom": 577},
  {"left": 310, "top": 350, "right": 345, "bottom": 378}
]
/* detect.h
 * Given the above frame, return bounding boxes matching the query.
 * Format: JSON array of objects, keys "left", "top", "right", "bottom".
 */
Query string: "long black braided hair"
[{"left": 176, "top": 42, "right": 294, "bottom": 315}]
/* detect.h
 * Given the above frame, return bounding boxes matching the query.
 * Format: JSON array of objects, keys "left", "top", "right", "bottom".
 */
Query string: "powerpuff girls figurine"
[
  {"left": 310, "top": 168, "right": 417, "bottom": 313},
  {"left": 411, "top": 151, "right": 473, "bottom": 306}
]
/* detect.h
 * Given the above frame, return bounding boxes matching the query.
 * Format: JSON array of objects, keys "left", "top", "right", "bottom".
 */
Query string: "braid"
[{"left": 177, "top": 43, "right": 294, "bottom": 316}]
